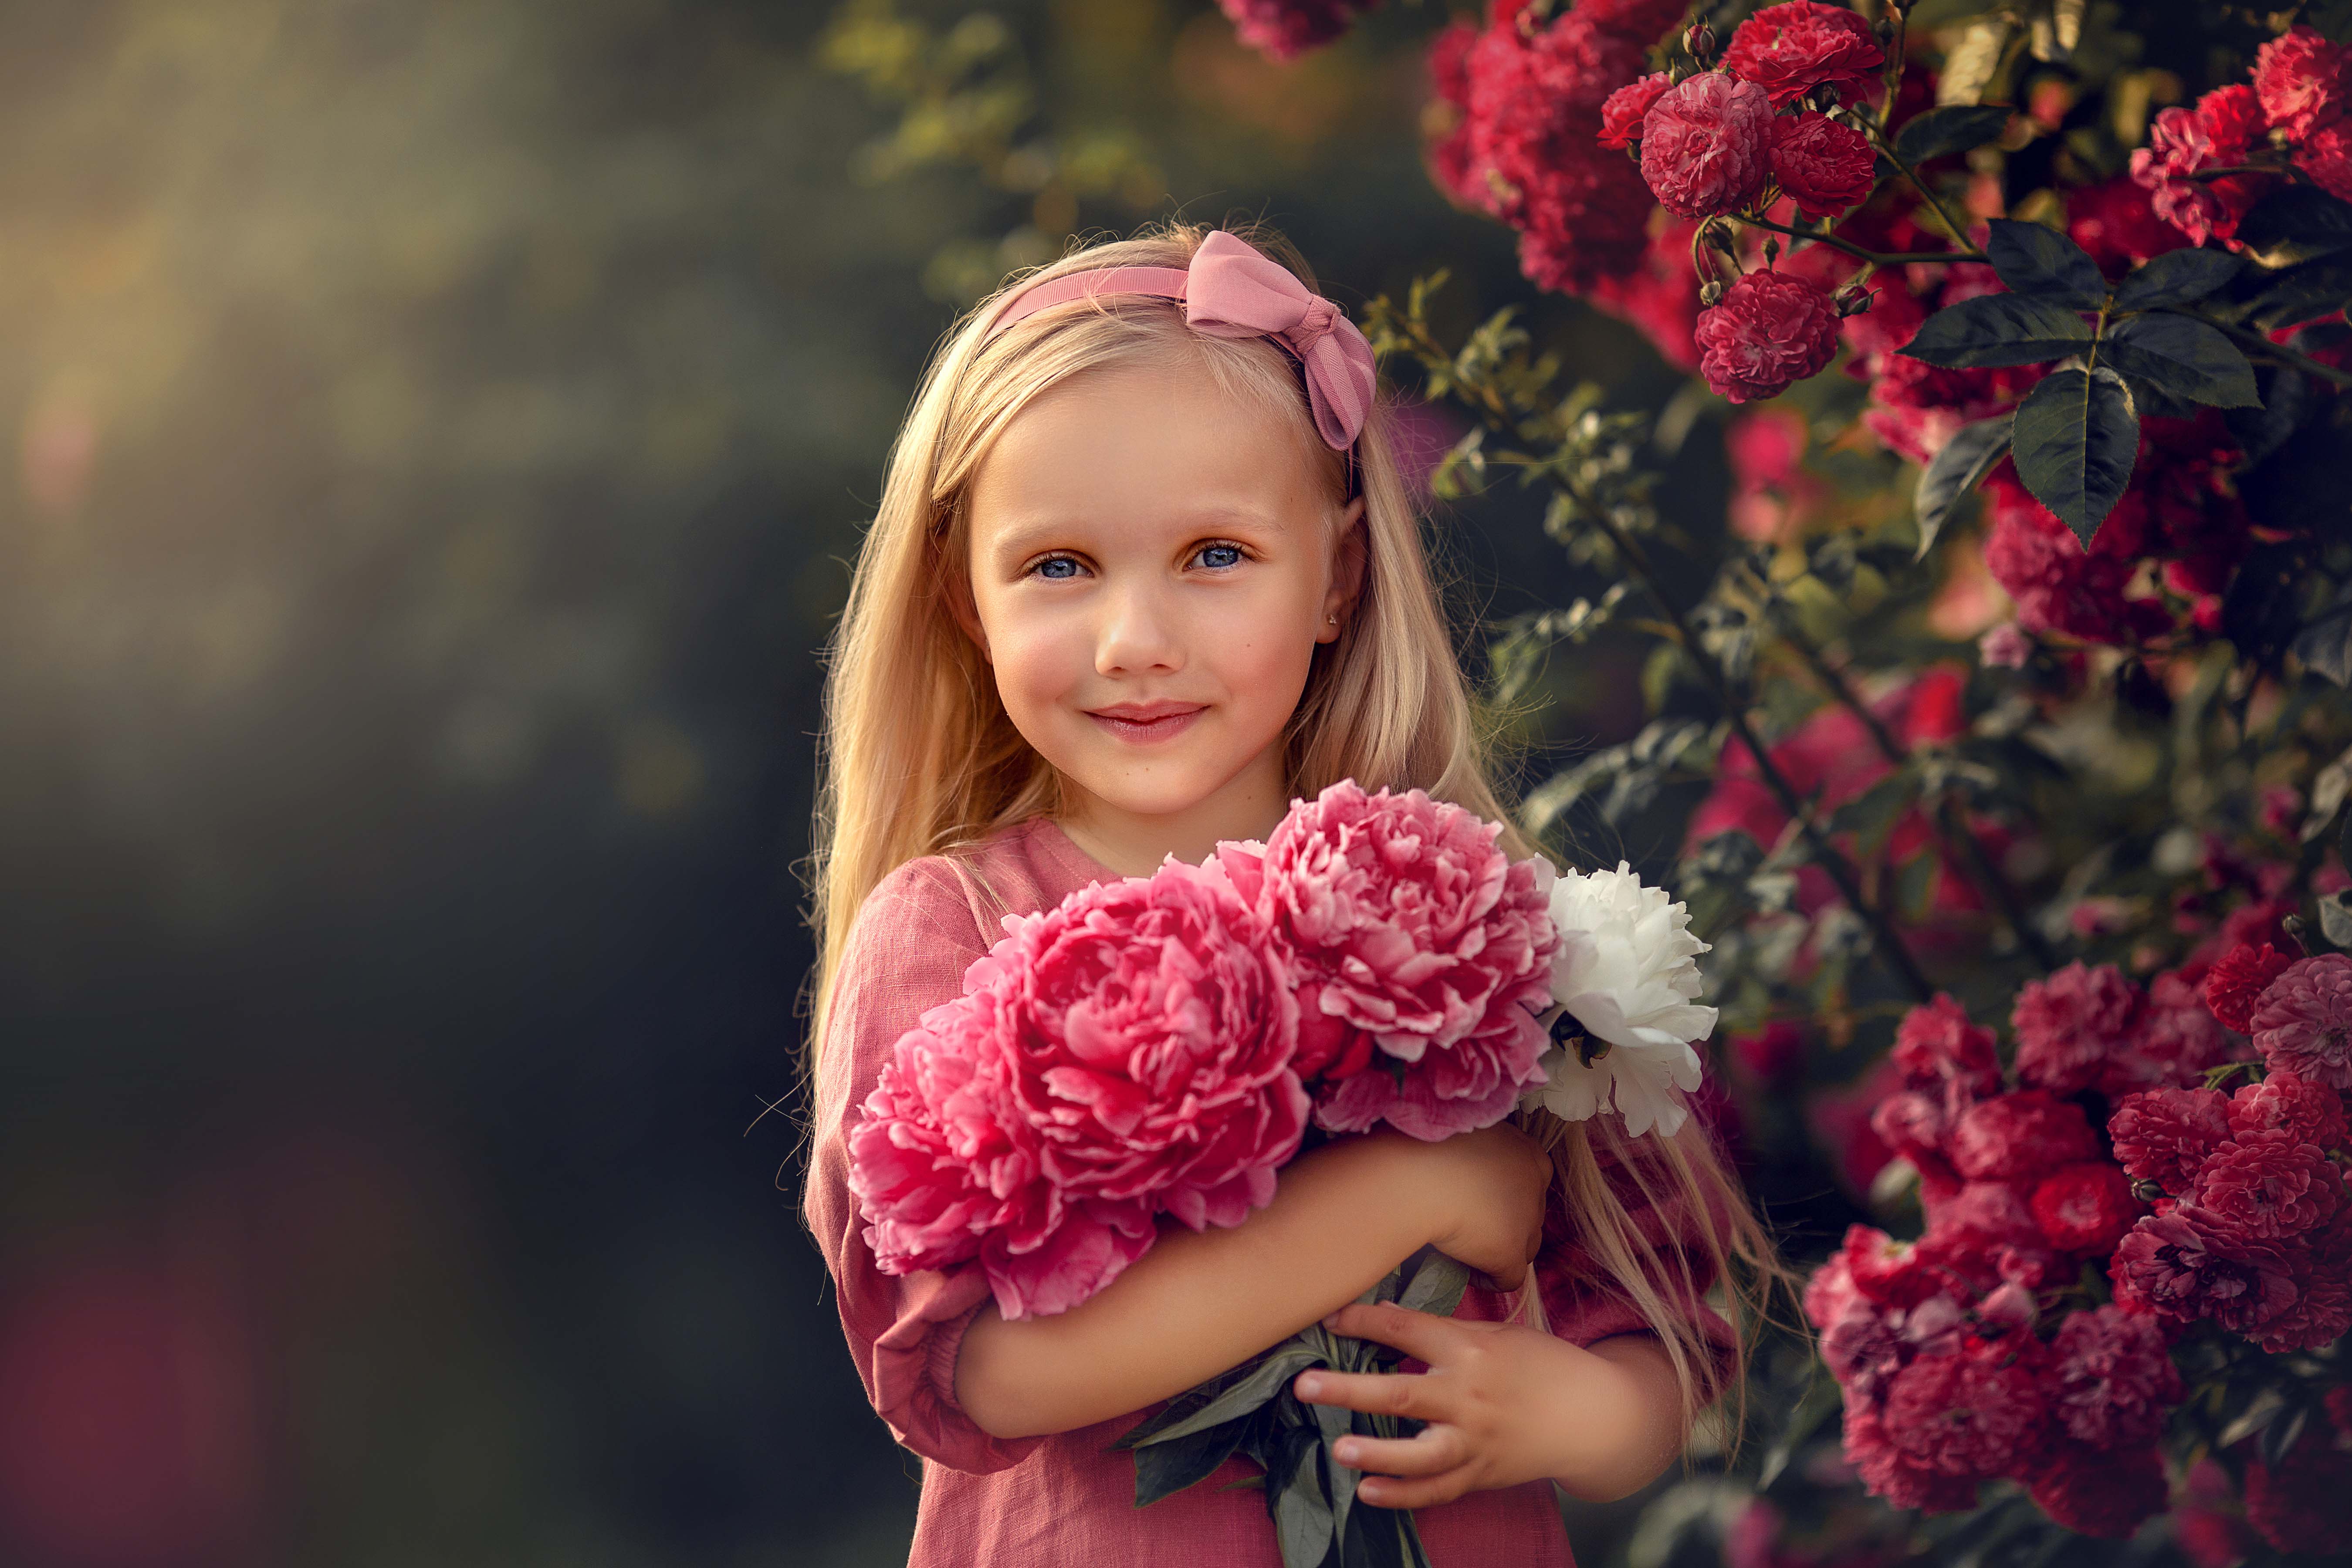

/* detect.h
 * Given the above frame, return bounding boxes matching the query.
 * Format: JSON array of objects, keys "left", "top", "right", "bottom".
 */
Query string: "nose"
[{"left": 1094, "top": 579, "right": 1184, "bottom": 677}]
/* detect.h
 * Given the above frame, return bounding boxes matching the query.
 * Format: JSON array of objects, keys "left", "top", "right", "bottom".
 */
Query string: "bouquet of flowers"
[{"left": 847, "top": 779, "right": 1719, "bottom": 1565}]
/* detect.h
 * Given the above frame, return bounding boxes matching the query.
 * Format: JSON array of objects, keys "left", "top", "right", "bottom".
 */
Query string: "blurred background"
[{"left": 0, "top": 2, "right": 1750, "bottom": 1564}]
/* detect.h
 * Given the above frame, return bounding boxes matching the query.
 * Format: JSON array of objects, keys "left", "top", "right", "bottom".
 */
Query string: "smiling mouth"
[{"left": 1086, "top": 706, "right": 1206, "bottom": 743}]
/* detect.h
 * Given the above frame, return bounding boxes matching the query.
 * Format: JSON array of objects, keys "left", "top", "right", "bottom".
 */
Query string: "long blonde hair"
[{"left": 804, "top": 216, "right": 1784, "bottom": 1439}]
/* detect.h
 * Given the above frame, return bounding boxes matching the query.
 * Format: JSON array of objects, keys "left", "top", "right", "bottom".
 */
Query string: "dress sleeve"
[
  {"left": 1533, "top": 1130, "right": 1740, "bottom": 1386},
  {"left": 802, "top": 860, "right": 1045, "bottom": 1474}
]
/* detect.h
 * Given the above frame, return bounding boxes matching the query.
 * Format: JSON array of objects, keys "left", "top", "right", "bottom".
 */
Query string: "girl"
[{"left": 802, "top": 219, "right": 1780, "bottom": 1566}]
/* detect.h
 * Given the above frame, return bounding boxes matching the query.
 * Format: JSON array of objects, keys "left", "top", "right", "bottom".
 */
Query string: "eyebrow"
[{"left": 980, "top": 504, "right": 1286, "bottom": 556}]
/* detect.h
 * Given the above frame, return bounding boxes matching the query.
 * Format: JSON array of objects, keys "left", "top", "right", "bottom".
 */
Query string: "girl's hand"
[
  {"left": 1291, "top": 1304, "right": 1688, "bottom": 1507},
  {"left": 1422, "top": 1121, "right": 1550, "bottom": 1290}
]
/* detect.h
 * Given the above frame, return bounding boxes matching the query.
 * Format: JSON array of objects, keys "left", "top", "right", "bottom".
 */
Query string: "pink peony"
[
  {"left": 2249, "top": 953, "right": 2352, "bottom": 1088},
  {"left": 1770, "top": 111, "right": 1877, "bottom": 219},
  {"left": 2049, "top": 1305, "right": 2181, "bottom": 1450},
  {"left": 2012, "top": 960, "right": 2144, "bottom": 1095},
  {"left": 2207, "top": 942, "right": 2294, "bottom": 1034},
  {"left": 2108, "top": 1086, "right": 2233, "bottom": 1194},
  {"left": 1948, "top": 1091, "right": 2101, "bottom": 1181},
  {"left": 850, "top": 863, "right": 1308, "bottom": 1318},
  {"left": 2254, "top": 24, "right": 2352, "bottom": 141},
  {"left": 2027, "top": 1442, "right": 2170, "bottom": 1540},
  {"left": 1721, "top": 0, "right": 1885, "bottom": 109},
  {"left": 1694, "top": 268, "right": 1842, "bottom": 402},
  {"left": 1224, "top": 780, "right": 1556, "bottom": 1139},
  {"left": 1598, "top": 71, "right": 1671, "bottom": 150},
  {"left": 1640, "top": 72, "right": 1774, "bottom": 218}
]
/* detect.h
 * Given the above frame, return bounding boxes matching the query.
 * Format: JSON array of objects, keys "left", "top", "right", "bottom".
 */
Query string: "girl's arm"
[
  {"left": 953, "top": 1122, "right": 1551, "bottom": 1440},
  {"left": 1294, "top": 1305, "right": 1689, "bottom": 1505}
]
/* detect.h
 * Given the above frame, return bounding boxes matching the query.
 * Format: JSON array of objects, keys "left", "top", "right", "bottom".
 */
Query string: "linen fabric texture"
[{"left": 804, "top": 814, "right": 1737, "bottom": 1567}]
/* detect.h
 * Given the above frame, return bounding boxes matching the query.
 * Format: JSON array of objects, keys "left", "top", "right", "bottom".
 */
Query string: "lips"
[{"left": 1086, "top": 703, "right": 1206, "bottom": 744}]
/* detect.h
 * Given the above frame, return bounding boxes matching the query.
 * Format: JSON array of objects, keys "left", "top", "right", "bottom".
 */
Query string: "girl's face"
[{"left": 959, "top": 355, "right": 1365, "bottom": 858}]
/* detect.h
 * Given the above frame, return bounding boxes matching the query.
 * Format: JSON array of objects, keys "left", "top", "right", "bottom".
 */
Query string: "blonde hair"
[{"left": 804, "top": 216, "right": 1785, "bottom": 1440}]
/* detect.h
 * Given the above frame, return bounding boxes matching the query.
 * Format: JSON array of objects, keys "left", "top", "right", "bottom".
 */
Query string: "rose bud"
[
  {"left": 1700, "top": 279, "right": 1727, "bottom": 306},
  {"left": 1685, "top": 22, "right": 1715, "bottom": 60},
  {"left": 1834, "top": 282, "right": 1876, "bottom": 317}
]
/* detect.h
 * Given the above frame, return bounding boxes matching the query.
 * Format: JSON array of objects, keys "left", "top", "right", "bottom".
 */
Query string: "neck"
[{"left": 1055, "top": 752, "right": 1292, "bottom": 877}]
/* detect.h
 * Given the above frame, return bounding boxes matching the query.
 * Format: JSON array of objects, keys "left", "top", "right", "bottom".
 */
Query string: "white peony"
[{"left": 1520, "top": 861, "right": 1716, "bottom": 1138}]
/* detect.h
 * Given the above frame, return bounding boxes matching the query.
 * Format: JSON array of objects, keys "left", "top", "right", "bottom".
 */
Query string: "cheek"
[
  {"left": 978, "top": 602, "right": 1086, "bottom": 714},
  {"left": 1202, "top": 585, "right": 1320, "bottom": 710}
]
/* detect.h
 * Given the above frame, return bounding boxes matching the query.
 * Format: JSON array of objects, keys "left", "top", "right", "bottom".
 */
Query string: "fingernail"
[
  {"left": 1297, "top": 1375, "right": 1322, "bottom": 1399},
  {"left": 1335, "top": 1441, "right": 1358, "bottom": 1463}
]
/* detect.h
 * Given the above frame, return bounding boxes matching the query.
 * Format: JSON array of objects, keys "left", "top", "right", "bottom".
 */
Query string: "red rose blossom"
[
  {"left": 2297, "top": 119, "right": 2352, "bottom": 201},
  {"left": 2068, "top": 176, "right": 2194, "bottom": 277},
  {"left": 1981, "top": 471, "right": 2173, "bottom": 645},
  {"left": 2049, "top": 1304, "right": 2182, "bottom": 1450},
  {"left": 1893, "top": 993, "right": 2003, "bottom": 1115},
  {"left": 2031, "top": 1162, "right": 2144, "bottom": 1254},
  {"left": 2129, "top": 85, "right": 2278, "bottom": 247},
  {"left": 2254, "top": 23, "right": 2352, "bottom": 141},
  {"left": 1640, "top": 71, "right": 1773, "bottom": 217},
  {"left": 1721, "top": 0, "right": 1885, "bottom": 109},
  {"left": 2112, "top": 1208, "right": 2298, "bottom": 1334},
  {"left": 2012, "top": 960, "right": 2145, "bottom": 1095},
  {"left": 2250, "top": 1210, "right": 2352, "bottom": 1351},
  {"left": 1882, "top": 1344, "right": 2048, "bottom": 1479},
  {"left": 2230, "top": 1068, "right": 2350, "bottom": 1148},
  {"left": 2207, "top": 943, "right": 2294, "bottom": 1033},
  {"left": 1694, "top": 268, "right": 1841, "bottom": 402},
  {"left": 2193, "top": 1127, "right": 2345, "bottom": 1239},
  {"left": 1844, "top": 1402, "right": 1980, "bottom": 1512},
  {"left": 1838, "top": 1224, "right": 1955, "bottom": 1309},
  {"left": 1949, "top": 1091, "right": 2102, "bottom": 1181},
  {"left": 1770, "top": 110, "right": 1876, "bottom": 219},
  {"left": 2108, "top": 1086, "right": 2233, "bottom": 1193},
  {"left": 2249, "top": 953, "right": 2352, "bottom": 1088},
  {"left": 2027, "top": 1442, "right": 2170, "bottom": 1539},
  {"left": 1217, "top": 0, "right": 1377, "bottom": 61},
  {"left": 1598, "top": 71, "right": 1670, "bottom": 150}
]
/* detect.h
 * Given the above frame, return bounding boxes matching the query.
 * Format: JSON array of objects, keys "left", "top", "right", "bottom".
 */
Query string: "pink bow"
[{"left": 979, "top": 230, "right": 1378, "bottom": 452}]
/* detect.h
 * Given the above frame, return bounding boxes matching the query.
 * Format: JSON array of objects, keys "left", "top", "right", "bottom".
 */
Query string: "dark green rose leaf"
[
  {"left": 1915, "top": 416, "right": 2013, "bottom": 558},
  {"left": 2011, "top": 366, "right": 2138, "bottom": 545},
  {"left": 2225, "top": 363, "right": 2310, "bottom": 467},
  {"left": 2113, "top": 247, "right": 2244, "bottom": 311},
  {"left": 1986, "top": 218, "right": 2105, "bottom": 307},
  {"left": 1893, "top": 104, "right": 2014, "bottom": 166},
  {"left": 2098, "top": 314, "right": 2261, "bottom": 407},
  {"left": 2240, "top": 257, "right": 2352, "bottom": 330},
  {"left": 2321, "top": 890, "right": 2352, "bottom": 950},
  {"left": 2236, "top": 185, "right": 2352, "bottom": 267},
  {"left": 1134, "top": 1419, "right": 1252, "bottom": 1507},
  {"left": 1902, "top": 295, "right": 2093, "bottom": 368},
  {"left": 2294, "top": 585, "right": 2352, "bottom": 686}
]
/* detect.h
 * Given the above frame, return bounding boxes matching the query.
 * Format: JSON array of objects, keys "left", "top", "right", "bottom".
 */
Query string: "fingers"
[
  {"left": 1291, "top": 1367, "right": 1448, "bottom": 1421},
  {"left": 1318, "top": 1301, "right": 1465, "bottom": 1362},
  {"left": 1356, "top": 1466, "right": 1479, "bottom": 1511},
  {"left": 1329, "top": 1427, "right": 1468, "bottom": 1478}
]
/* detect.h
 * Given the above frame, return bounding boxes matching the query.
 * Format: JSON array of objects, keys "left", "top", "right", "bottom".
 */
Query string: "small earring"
[{"left": 1327, "top": 614, "right": 1338, "bottom": 625}]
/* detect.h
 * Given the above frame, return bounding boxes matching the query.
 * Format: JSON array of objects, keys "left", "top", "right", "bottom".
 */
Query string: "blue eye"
[
  {"left": 1034, "top": 556, "right": 1081, "bottom": 580},
  {"left": 1196, "top": 543, "right": 1244, "bottom": 570}
]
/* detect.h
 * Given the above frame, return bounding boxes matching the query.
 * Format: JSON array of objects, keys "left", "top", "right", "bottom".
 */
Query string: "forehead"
[{"left": 968, "top": 357, "right": 1327, "bottom": 536}]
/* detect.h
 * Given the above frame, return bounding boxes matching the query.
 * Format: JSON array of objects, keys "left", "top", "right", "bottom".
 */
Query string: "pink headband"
[{"left": 979, "top": 230, "right": 1379, "bottom": 470}]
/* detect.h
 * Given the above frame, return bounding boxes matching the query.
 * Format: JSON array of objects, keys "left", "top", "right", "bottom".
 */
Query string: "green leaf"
[
  {"left": 1272, "top": 1431, "right": 1335, "bottom": 1568},
  {"left": 2240, "top": 257, "right": 2352, "bottom": 330},
  {"left": 1123, "top": 1345, "right": 1324, "bottom": 1447},
  {"left": 1394, "top": 1251, "right": 1471, "bottom": 1318},
  {"left": 1893, "top": 103, "right": 2013, "bottom": 166},
  {"left": 1134, "top": 1419, "right": 1251, "bottom": 1507},
  {"left": 2098, "top": 314, "right": 2260, "bottom": 407},
  {"left": 1913, "top": 415, "right": 2013, "bottom": 558},
  {"left": 2319, "top": 890, "right": 2352, "bottom": 949},
  {"left": 2295, "top": 585, "right": 2352, "bottom": 685},
  {"left": 1829, "top": 771, "right": 1918, "bottom": 860},
  {"left": 2010, "top": 366, "right": 2139, "bottom": 545},
  {"left": 2112, "top": 248, "right": 2243, "bottom": 311},
  {"left": 2223, "top": 542, "right": 2320, "bottom": 666},
  {"left": 2236, "top": 185, "right": 2352, "bottom": 267},
  {"left": 1895, "top": 849, "right": 1942, "bottom": 922},
  {"left": 1901, "top": 295, "right": 2093, "bottom": 368},
  {"left": 1984, "top": 218, "right": 2104, "bottom": 307},
  {"left": 2224, "top": 363, "right": 2310, "bottom": 466}
]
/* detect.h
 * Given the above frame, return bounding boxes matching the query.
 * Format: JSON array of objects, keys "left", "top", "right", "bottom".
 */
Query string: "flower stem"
[
  {"left": 2196, "top": 311, "right": 2352, "bottom": 390},
  {"left": 1859, "top": 118, "right": 1979, "bottom": 256},
  {"left": 1736, "top": 214, "right": 1987, "bottom": 268},
  {"left": 2186, "top": 163, "right": 2293, "bottom": 182}
]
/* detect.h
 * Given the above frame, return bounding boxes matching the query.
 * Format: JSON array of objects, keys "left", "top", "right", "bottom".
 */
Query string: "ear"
[
  {"left": 1316, "top": 495, "right": 1369, "bottom": 644},
  {"left": 947, "top": 569, "right": 993, "bottom": 665}
]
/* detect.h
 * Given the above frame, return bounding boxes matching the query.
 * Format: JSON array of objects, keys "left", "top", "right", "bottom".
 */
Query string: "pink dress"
[{"left": 804, "top": 814, "right": 1734, "bottom": 1567}]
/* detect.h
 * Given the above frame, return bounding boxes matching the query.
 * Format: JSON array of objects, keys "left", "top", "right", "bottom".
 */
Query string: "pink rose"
[
  {"left": 1640, "top": 72, "right": 1774, "bottom": 218},
  {"left": 1226, "top": 780, "right": 1557, "bottom": 1139},
  {"left": 850, "top": 863, "right": 1309, "bottom": 1318},
  {"left": 2048, "top": 1304, "right": 2181, "bottom": 1450},
  {"left": 1215, "top": 0, "right": 1377, "bottom": 63},
  {"left": 2011, "top": 960, "right": 2144, "bottom": 1095},
  {"left": 1948, "top": 1091, "right": 2101, "bottom": 1181},
  {"left": 2030, "top": 1162, "right": 2142, "bottom": 1254},
  {"left": 1881, "top": 1341, "right": 2048, "bottom": 1478},
  {"left": 2296, "top": 119, "right": 2352, "bottom": 201},
  {"left": 2108, "top": 1085, "right": 2233, "bottom": 1193},
  {"left": 2250, "top": 953, "right": 2352, "bottom": 1088},
  {"left": 1770, "top": 110, "right": 1876, "bottom": 219},
  {"left": 1721, "top": 0, "right": 1886, "bottom": 109},
  {"left": 2254, "top": 24, "right": 2351, "bottom": 141},
  {"left": 1694, "top": 268, "right": 1841, "bottom": 402},
  {"left": 2130, "top": 86, "right": 2276, "bottom": 246},
  {"left": 1598, "top": 71, "right": 1671, "bottom": 150}
]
